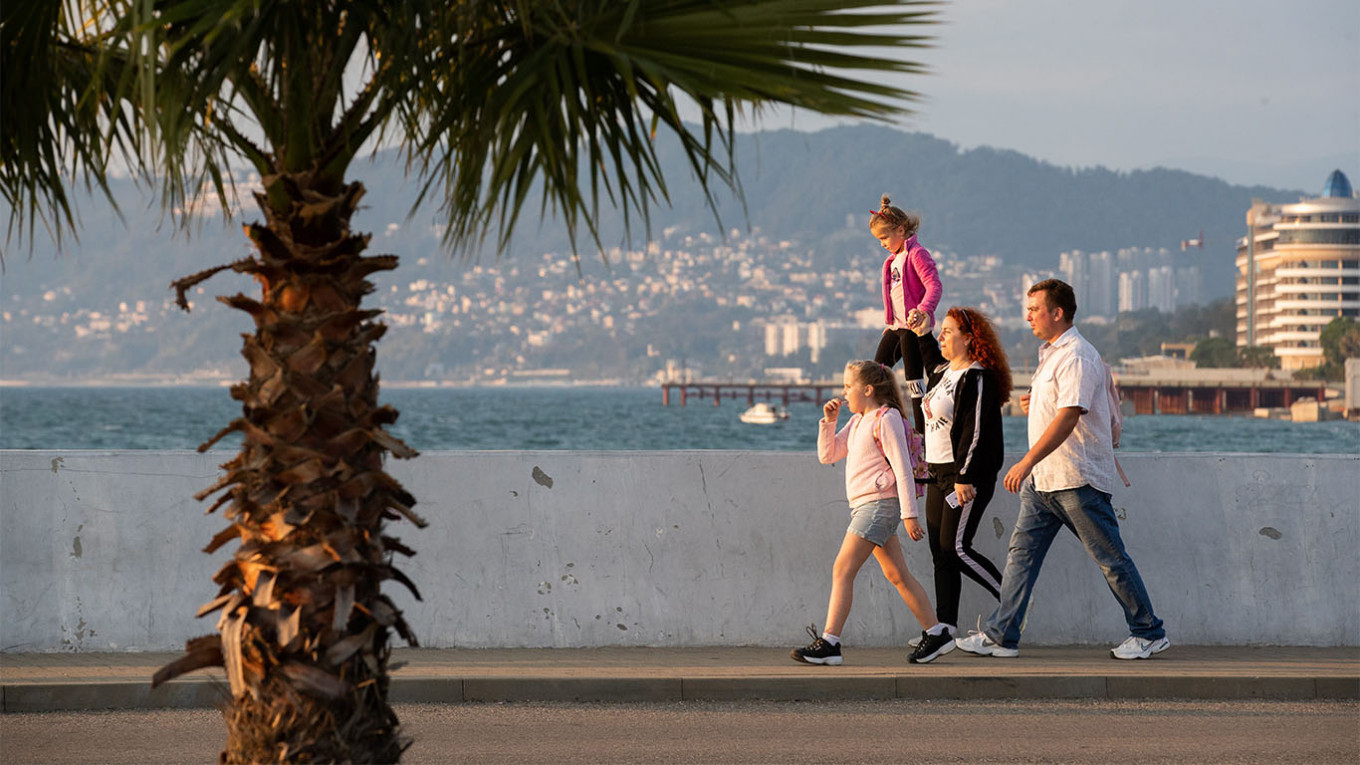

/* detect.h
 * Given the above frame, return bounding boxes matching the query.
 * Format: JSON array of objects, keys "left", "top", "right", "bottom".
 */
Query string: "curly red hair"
[{"left": 946, "top": 307, "right": 1013, "bottom": 405}]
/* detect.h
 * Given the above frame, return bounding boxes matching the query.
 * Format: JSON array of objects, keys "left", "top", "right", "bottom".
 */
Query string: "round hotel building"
[{"left": 1236, "top": 170, "right": 1360, "bottom": 370}]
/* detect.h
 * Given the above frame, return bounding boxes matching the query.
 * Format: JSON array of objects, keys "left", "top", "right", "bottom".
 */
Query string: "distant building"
[
  {"left": 1061, "top": 247, "right": 1189, "bottom": 317},
  {"left": 1236, "top": 170, "right": 1360, "bottom": 370},
  {"left": 763, "top": 318, "right": 827, "bottom": 361},
  {"left": 1118, "top": 270, "right": 1146, "bottom": 313},
  {"left": 1159, "top": 342, "right": 1196, "bottom": 361}
]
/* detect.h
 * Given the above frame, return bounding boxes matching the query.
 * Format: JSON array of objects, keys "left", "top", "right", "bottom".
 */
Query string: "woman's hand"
[
  {"left": 954, "top": 483, "right": 976, "bottom": 504},
  {"left": 822, "top": 398, "right": 841, "bottom": 422},
  {"left": 902, "top": 517, "right": 925, "bottom": 541},
  {"left": 905, "top": 309, "right": 932, "bottom": 336}
]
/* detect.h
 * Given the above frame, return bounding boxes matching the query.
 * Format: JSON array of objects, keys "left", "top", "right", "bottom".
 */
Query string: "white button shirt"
[{"left": 1028, "top": 326, "right": 1117, "bottom": 493}]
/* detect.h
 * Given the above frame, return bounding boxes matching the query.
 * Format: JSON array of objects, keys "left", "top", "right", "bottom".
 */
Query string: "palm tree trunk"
[{"left": 158, "top": 171, "right": 426, "bottom": 764}]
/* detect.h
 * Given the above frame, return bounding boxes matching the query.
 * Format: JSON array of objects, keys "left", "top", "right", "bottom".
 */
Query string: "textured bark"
[{"left": 158, "top": 171, "right": 426, "bottom": 764}]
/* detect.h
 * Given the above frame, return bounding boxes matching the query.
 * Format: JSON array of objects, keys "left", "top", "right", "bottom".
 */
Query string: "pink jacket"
[
  {"left": 881, "top": 235, "right": 942, "bottom": 326},
  {"left": 818, "top": 406, "right": 920, "bottom": 519}
]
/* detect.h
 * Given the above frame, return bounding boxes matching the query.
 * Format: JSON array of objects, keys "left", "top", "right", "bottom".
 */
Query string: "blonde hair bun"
[{"left": 880, "top": 193, "right": 892, "bottom": 209}]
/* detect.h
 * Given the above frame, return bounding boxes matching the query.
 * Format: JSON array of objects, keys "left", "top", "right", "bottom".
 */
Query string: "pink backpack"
[{"left": 869, "top": 407, "right": 929, "bottom": 499}]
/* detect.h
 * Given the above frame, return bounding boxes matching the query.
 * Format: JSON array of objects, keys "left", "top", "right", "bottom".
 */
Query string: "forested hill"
[{"left": 352, "top": 124, "right": 1299, "bottom": 294}]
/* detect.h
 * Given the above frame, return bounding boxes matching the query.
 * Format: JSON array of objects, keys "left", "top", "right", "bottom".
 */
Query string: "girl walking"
[
  {"left": 870, "top": 194, "right": 942, "bottom": 434},
  {"left": 792, "top": 360, "right": 953, "bottom": 666},
  {"left": 905, "top": 307, "right": 1010, "bottom": 644}
]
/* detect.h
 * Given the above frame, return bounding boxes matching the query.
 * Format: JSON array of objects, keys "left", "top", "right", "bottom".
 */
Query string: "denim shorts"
[{"left": 847, "top": 498, "right": 901, "bottom": 547}]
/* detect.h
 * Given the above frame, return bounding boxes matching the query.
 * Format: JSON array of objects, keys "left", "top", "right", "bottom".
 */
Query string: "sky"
[{"left": 754, "top": 0, "right": 1359, "bottom": 192}]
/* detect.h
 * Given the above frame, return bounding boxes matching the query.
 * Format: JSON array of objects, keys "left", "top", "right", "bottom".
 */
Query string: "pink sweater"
[
  {"left": 818, "top": 406, "right": 920, "bottom": 519},
  {"left": 881, "top": 235, "right": 942, "bottom": 326}
]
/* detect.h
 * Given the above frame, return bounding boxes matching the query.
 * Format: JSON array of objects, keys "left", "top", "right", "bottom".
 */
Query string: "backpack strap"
[{"left": 1103, "top": 362, "right": 1132, "bottom": 488}]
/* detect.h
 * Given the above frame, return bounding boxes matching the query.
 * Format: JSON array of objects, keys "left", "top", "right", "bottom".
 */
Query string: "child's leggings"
[{"left": 874, "top": 328, "right": 926, "bottom": 433}]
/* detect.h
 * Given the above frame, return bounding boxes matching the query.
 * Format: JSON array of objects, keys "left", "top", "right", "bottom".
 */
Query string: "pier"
[
  {"left": 660, "top": 381, "right": 837, "bottom": 407},
  {"left": 661, "top": 371, "right": 1335, "bottom": 416}
]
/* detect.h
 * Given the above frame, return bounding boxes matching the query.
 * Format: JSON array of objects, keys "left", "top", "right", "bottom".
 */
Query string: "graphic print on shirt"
[
  {"left": 924, "top": 384, "right": 952, "bottom": 436},
  {"left": 923, "top": 366, "right": 976, "bottom": 465},
  {"left": 890, "top": 265, "right": 902, "bottom": 286}
]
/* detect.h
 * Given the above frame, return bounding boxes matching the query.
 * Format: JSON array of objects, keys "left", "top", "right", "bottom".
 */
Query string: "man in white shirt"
[{"left": 956, "top": 279, "right": 1169, "bottom": 660}]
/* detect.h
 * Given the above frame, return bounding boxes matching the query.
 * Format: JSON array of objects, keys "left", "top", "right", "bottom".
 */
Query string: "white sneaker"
[
  {"left": 1111, "top": 635, "right": 1170, "bottom": 660},
  {"left": 954, "top": 631, "right": 1018, "bottom": 658}
]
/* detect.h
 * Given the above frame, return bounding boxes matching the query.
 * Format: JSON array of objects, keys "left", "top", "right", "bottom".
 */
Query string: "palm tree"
[{"left": 3, "top": 1, "right": 935, "bottom": 761}]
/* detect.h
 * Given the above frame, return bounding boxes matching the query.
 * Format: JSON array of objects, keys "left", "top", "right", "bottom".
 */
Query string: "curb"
[{"left": 6, "top": 673, "right": 1358, "bottom": 713}]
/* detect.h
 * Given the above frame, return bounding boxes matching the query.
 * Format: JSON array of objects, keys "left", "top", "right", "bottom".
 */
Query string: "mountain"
[
  {"left": 0, "top": 125, "right": 1308, "bottom": 382},
  {"left": 343, "top": 124, "right": 1298, "bottom": 294}
]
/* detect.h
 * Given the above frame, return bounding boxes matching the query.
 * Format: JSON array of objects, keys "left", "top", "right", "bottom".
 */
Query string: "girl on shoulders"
[
  {"left": 791, "top": 360, "right": 952, "bottom": 666},
  {"left": 905, "top": 306, "right": 1010, "bottom": 646},
  {"left": 870, "top": 194, "right": 942, "bottom": 434}
]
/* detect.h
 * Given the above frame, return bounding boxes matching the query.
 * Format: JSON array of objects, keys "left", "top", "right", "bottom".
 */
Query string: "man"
[{"left": 955, "top": 279, "right": 1169, "bottom": 660}]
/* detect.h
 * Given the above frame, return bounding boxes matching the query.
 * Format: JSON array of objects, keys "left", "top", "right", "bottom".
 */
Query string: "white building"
[
  {"left": 1148, "top": 266, "right": 1175, "bottom": 314},
  {"left": 763, "top": 319, "right": 828, "bottom": 360},
  {"left": 1118, "top": 270, "right": 1146, "bottom": 313},
  {"left": 1236, "top": 170, "right": 1360, "bottom": 370}
]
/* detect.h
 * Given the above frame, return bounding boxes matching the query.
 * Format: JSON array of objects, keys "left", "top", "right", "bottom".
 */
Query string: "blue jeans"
[{"left": 986, "top": 482, "right": 1165, "bottom": 648}]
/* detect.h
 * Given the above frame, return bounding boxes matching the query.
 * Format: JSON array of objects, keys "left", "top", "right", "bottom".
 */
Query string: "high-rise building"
[
  {"left": 1088, "top": 250, "right": 1115, "bottom": 317},
  {"left": 1236, "top": 170, "right": 1360, "bottom": 370},
  {"left": 1059, "top": 249, "right": 1089, "bottom": 307},
  {"left": 1118, "top": 270, "right": 1146, "bottom": 313},
  {"left": 1148, "top": 266, "right": 1175, "bottom": 313}
]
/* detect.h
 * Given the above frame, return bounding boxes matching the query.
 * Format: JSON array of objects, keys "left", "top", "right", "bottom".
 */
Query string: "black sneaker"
[
  {"left": 908, "top": 629, "right": 956, "bottom": 664},
  {"left": 790, "top": 624, "right": 842, "bottom": 665}
]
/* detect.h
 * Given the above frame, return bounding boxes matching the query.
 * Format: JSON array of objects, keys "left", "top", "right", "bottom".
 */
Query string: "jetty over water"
[{"left": 660, "top": 368, "right": 1335, "bottom": 415}]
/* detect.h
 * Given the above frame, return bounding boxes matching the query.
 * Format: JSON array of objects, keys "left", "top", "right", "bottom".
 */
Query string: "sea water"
[{"left": 2, "top": 386, "right": 1357, "bottom": 456}]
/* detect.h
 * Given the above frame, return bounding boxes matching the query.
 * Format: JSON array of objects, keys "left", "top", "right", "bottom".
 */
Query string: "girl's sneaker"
[
  {"left": 908, "top": 630, "right": 956, "bottom": 664},
  {"left": 790, "top": 624, "right": 843, "bottom": 665}
]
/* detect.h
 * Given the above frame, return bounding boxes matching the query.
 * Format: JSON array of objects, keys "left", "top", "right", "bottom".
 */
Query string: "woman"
[{"left": 905, "top": 306, "right": 1011, "bottom": 644}]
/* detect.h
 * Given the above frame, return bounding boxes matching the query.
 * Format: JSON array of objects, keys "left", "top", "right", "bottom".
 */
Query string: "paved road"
[{"left": 3, "top": 699, "right": 1357, "bottom": 764}]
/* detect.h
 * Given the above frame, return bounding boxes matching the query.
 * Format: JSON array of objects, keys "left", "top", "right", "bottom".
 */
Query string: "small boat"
[{"left": 739, "top": 402, "right": 789, "bottom": 424}]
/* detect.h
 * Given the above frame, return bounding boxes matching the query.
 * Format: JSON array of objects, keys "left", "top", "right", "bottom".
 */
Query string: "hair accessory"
[{"left": 869, "top": 209, "right": 880, "bottom": 216}]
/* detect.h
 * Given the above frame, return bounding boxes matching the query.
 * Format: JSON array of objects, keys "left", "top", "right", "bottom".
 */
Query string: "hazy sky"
[{"left": 758, "top": 0, "right": 1359, "bottom": 192}]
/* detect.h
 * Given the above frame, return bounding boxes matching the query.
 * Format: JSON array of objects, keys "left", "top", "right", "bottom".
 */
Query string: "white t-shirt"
[
  {"left": 922, "top": 363, "right": 980, "bottom": 465},
  {"left": 887, "top": 251, "right": 910, "bottom": 329}
]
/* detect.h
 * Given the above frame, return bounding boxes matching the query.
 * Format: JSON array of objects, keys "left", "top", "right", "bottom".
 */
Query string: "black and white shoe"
[
  {"left": 791, "top": 624, "right": 843, "bottom": 665},
  {"left": 908, "top": 629, "right": 956, "bottom": 664}
]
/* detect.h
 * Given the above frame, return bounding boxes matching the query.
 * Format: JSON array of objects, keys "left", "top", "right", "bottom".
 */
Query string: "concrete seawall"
[{"left": 2, "top": 450, "right": 1357, "bottom": 652}]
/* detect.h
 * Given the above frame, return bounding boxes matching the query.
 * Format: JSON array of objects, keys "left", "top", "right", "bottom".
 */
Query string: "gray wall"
[{"left": 2, "top": 450, "right": 1357, "bottom": 652}]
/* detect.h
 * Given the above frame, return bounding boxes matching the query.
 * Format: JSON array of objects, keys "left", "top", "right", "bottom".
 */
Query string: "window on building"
[{"left": 1277, "top": 229, "right": 1360, "bottom": 245}]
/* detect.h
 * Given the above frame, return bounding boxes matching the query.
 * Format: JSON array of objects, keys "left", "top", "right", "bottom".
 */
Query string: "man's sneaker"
[
  {"left": 954, "top": 630, "right": 1018, "bottom": 658},
  {"left": 908, "top": 630, "right": 956, "bottom": 664},
  {"left": 791, "top": 624, "right": 843, "bottom": 665},
  {"left": 1111, "top": 635, "right": 1170, "bottom": 660}
]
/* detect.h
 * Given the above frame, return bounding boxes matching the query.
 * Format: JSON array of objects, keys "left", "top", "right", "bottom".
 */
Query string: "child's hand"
[
  {"left": 902, "top": 517, "right": 924, "bottom": 541},
  {"left": 906, "top": 309, "right": 932, "bottom": 336},
  {"left": 822, "top": 398, "right": 841, "bottom": 422}
]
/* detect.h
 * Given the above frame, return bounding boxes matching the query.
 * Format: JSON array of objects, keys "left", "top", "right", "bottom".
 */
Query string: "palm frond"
[{"left": 411, "top": 0, "right": 939, "bottom": 258}]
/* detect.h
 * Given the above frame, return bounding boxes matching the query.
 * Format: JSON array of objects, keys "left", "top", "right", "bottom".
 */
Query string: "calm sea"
[{"left": 1, "top": 386, "right": 1357, "bottom": 456}]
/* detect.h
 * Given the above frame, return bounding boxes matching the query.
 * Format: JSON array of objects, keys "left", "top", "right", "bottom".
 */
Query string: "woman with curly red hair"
[{"left": 901, "top": 306, "right": 1012, "bottom": 660}]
